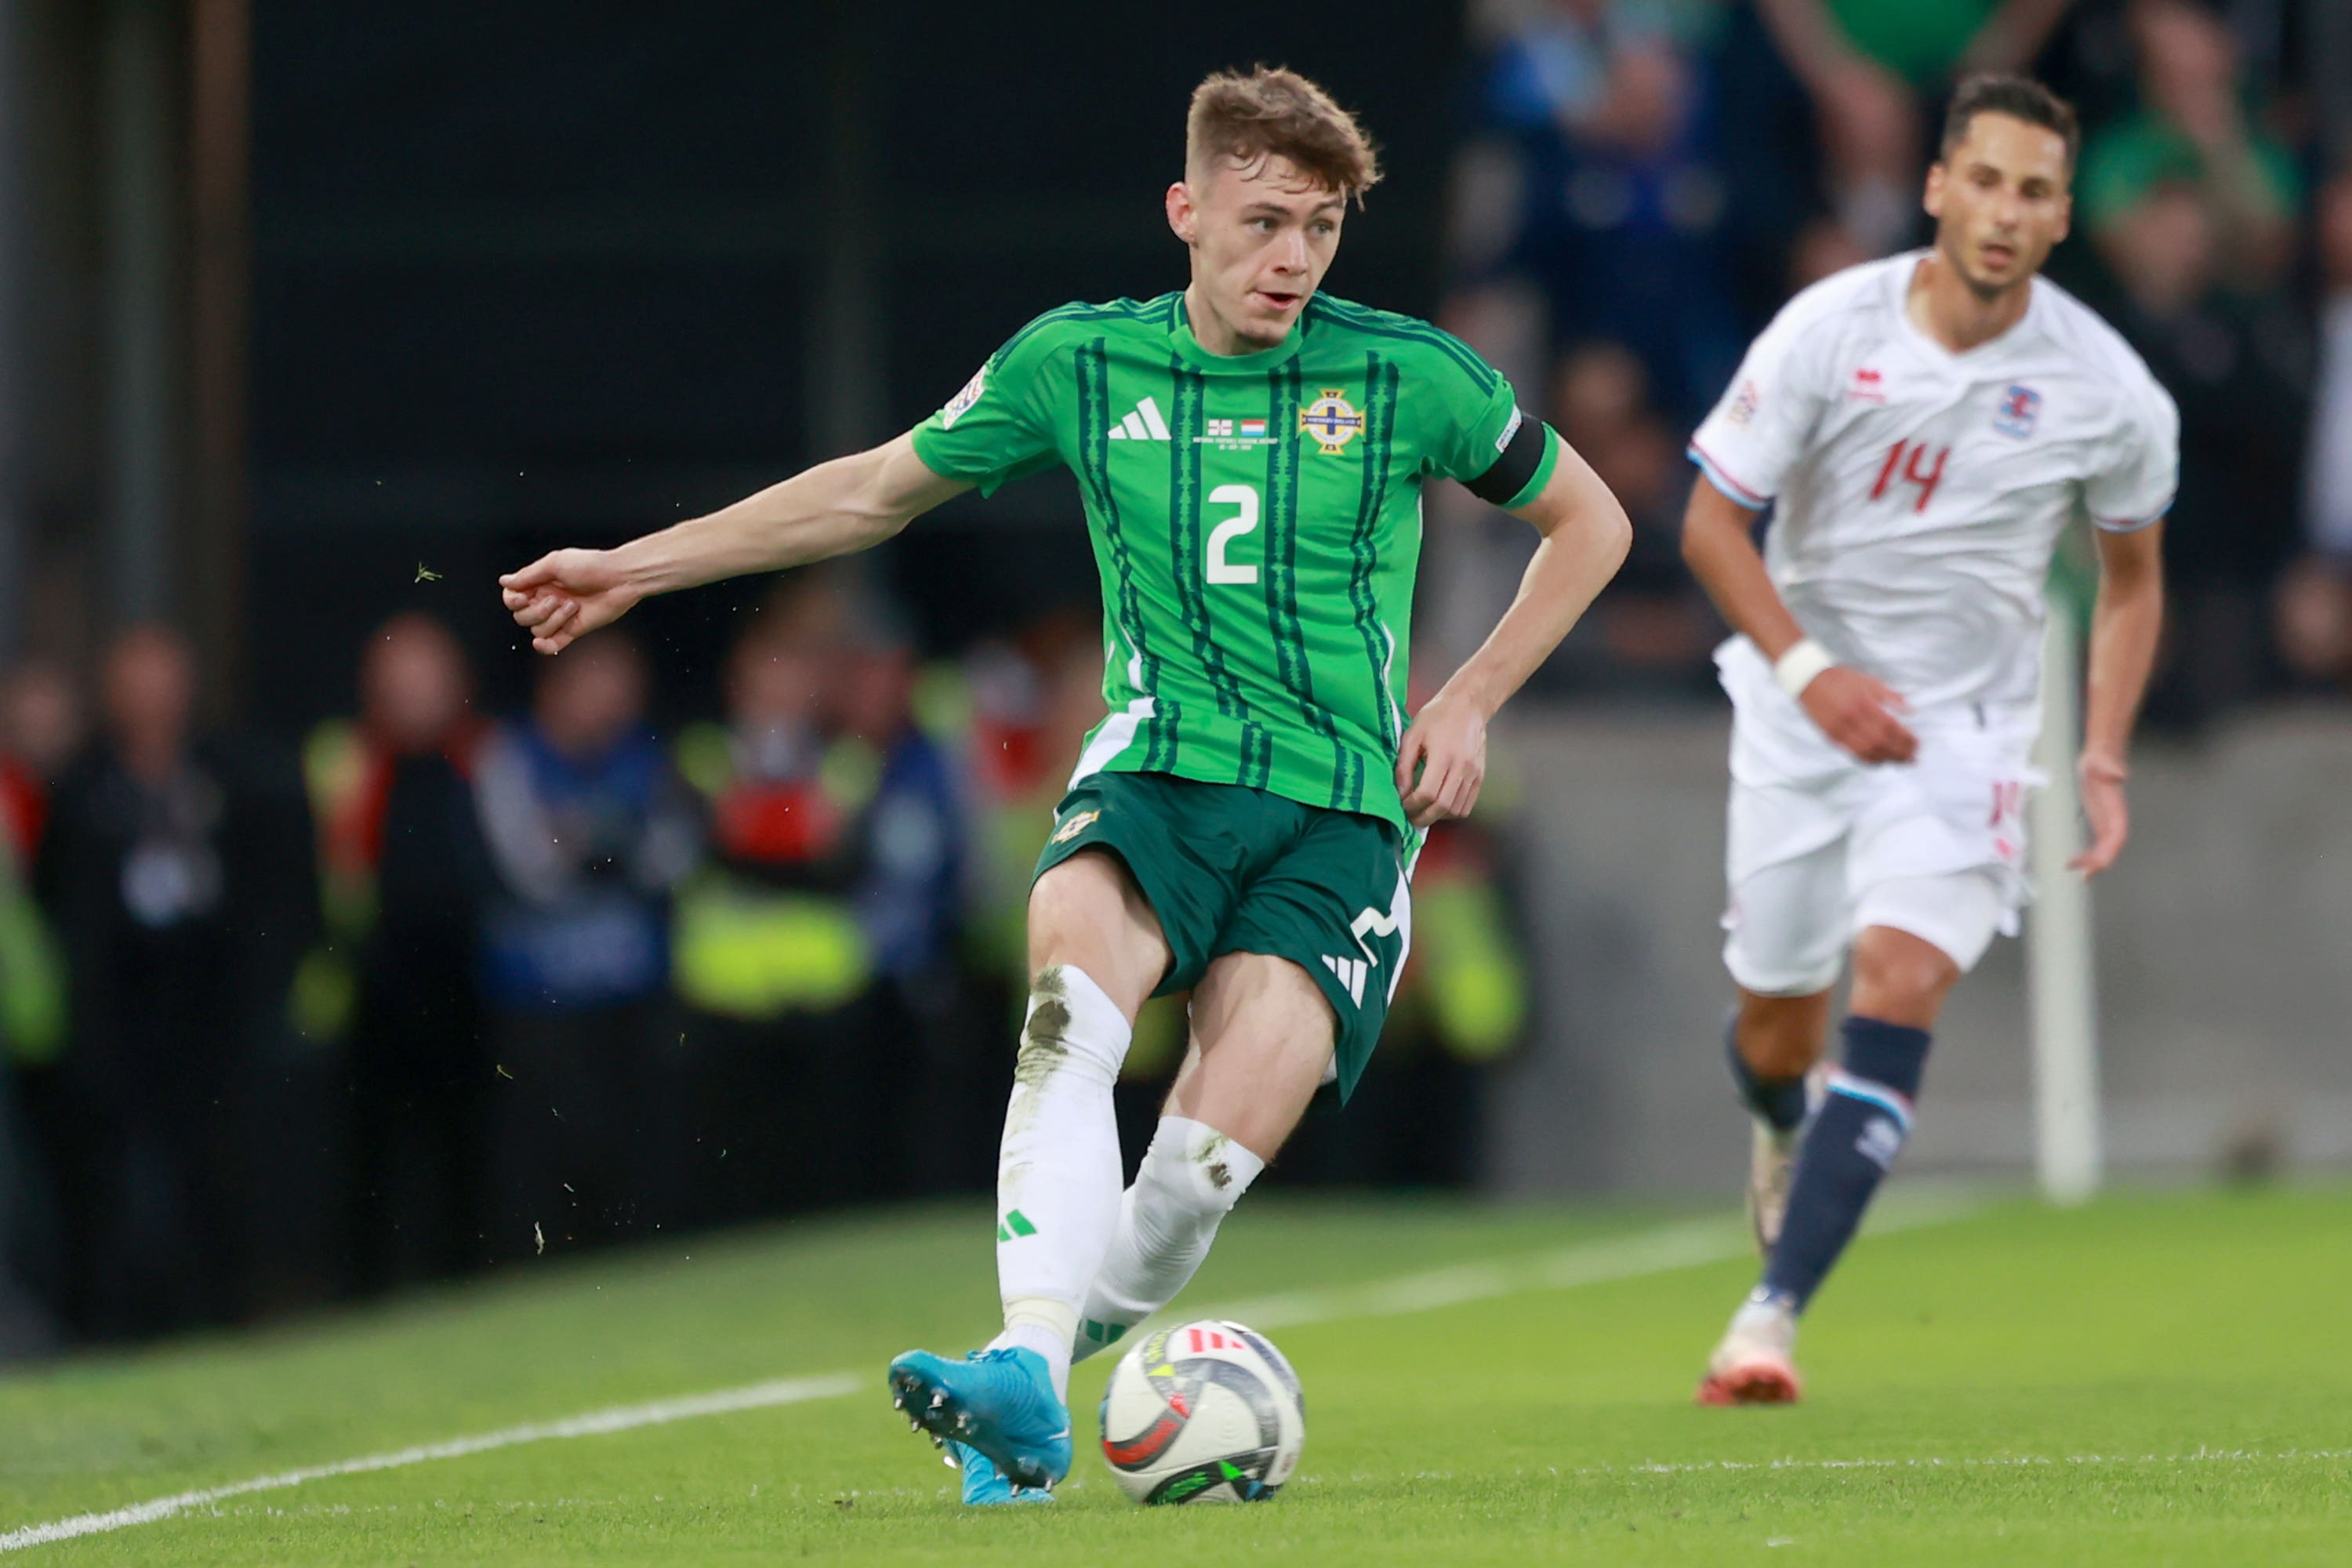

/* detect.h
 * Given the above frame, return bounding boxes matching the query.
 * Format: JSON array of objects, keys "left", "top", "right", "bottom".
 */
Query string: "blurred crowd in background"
[
  {"left": 0, "top": 586, "right": 1523, "bottom": 1351},
  {"left": 1432, "top": 0, "right": 2352, "bottom": 725},
  {"left": 3, "top": 0, "right": 2351, "bottom": 1352}
]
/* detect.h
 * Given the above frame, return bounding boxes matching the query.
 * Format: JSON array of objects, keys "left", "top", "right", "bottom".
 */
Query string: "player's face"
[
  {"left": 1168, "top": 154, "right": 1345, "bottom": 349},
  {"left": 1923, "top": 112, "right": 2073, "bottom": 299}
]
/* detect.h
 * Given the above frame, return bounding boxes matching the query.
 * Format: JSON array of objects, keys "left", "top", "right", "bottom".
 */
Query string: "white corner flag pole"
[{"left": 2026, "top": 590, "right": 2103, "bottom": 1204}]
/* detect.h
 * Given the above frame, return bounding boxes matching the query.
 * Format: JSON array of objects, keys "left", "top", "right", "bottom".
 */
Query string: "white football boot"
[
  {"left": 1747, "top": 1062, "right": 1829, "bottom": 1254},
  {"left": 1697, "top": 1292, "right": 1803, "bottom": 1406}
]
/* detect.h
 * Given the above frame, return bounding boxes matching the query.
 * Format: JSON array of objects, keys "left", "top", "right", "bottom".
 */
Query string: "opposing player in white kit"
[{"left": 1679, "top": 76, "right": 2174, "bottom": 1404}]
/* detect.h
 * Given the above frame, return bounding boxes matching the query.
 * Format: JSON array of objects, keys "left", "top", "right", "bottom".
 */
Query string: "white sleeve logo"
[
  {"left": 1725, "top": 379, "right": 1760, "bottom": 428},
  {"left": 1495, "top": 405, "right": 1524, "bottom": 455},
  {"left": 939, "top": 365, "right": 987, "bottom": 430}
]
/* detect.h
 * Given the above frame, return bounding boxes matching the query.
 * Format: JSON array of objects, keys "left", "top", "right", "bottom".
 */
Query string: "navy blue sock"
[
  {"left": 1724, "top": 1015, "right": 1809, "bottom": 1134},
  {"left": 1759, "top": 1016, "right": 1930, "bottom": 1312}
]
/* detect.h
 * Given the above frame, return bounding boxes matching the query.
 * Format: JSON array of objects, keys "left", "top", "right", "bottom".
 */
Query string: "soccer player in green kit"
[{"left": 501, "top": 67, "right": 1631, "bottom": 1503}]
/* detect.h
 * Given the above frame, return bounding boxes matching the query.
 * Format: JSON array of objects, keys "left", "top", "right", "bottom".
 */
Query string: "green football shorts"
[{"left": 1032, "top": 770, "right": 1411, "bottom": 1101}]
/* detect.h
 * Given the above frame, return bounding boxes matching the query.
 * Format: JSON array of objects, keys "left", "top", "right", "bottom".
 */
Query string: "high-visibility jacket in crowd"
[
  {"left": 0, "top": 775, "right": 63, "bottom": 1064},
  {"left": 670, "top": 722, "right": 874, "bottom": 1020}
]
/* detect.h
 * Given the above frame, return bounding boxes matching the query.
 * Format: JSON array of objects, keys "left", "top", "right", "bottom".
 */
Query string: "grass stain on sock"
[
  {"left": 1014, "top": 967, "right": 1074, "bottom": 1091},
  {"left": 1193, "top": 1130, "right": 1235, "bottom": 1190}
]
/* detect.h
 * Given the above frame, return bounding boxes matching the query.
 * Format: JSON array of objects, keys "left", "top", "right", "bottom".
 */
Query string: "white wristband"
[{"left": 1773, "top": 638, "right": 1835, "bottom": 699}]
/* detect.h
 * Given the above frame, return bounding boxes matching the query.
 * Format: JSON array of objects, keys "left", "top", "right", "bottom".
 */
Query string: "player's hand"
[
  {"left": 1798, "top": 666, "right": 1917, "bottom": 764},
  {"left": 1395, "top": 691, "right": 1487, "bottom": 829},
  {"left": 2070, "top": 751, "right": 2129, "bottom": 877},
  {"left": 499, "top": 549, "right": 641, "bottom": 655}
]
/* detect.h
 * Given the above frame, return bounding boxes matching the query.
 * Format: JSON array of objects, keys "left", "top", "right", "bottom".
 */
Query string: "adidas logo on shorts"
[{"left": 1321, "top": 953, "right": 1369, "bottom": 1007}]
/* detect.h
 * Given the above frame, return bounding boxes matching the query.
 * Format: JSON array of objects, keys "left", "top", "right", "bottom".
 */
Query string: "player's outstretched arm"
[
  {"left": 1679, "top": 475, "right": 1918, "bottom": 764},
  {"left": 2072, "top": 521, "right": 2165, "bottom": 877},
  {"left": 1396, "top": 440, "right": 1632, "bottom": 829},
  {"left": 499, "top": 432, "right": 970, "bottom": 654}
]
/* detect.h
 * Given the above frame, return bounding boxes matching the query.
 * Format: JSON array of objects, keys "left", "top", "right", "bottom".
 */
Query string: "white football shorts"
[{"left": 1715, "top": 644, "right": 2041, "bottom": 996}]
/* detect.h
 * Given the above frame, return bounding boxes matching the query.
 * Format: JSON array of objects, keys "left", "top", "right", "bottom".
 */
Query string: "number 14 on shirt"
[{"left": 1870, "top": 440, "right": 1950, "bottom": 514}]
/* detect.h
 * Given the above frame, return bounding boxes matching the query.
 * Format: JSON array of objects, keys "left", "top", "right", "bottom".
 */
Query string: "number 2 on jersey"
[
  {"left": 1870, "top": 440, "right": 1949, "bottom": 514},
  {"left": 1205, "top": 483, "right": 1261, "bottom": 585}
]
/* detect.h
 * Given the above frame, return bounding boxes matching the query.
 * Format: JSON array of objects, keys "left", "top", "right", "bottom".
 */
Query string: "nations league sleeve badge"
[{"left": 940, "top": 365, "right": 988, "bottom": 430}]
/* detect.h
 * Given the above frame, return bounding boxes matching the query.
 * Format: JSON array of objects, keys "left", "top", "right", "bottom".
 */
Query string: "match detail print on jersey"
[{"left": 911, "top": 292, "right": 1561, "bottom": 832}]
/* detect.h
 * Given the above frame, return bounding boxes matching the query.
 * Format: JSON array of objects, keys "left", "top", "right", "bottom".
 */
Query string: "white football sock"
[
  {"left": 993, "top": 965, "right": 1131, "bottom": 1405},
  {"left": 1072, "top": 1115, "right": 1265, "bottom": 1364}
]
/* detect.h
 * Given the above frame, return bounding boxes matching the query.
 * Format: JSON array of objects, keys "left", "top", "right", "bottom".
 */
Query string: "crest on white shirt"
[{"left": 1993, "top": 383, "right": 2042, "bottom": 439}]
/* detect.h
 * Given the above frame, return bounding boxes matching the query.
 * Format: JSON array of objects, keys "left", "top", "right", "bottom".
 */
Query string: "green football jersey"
[{"left": 913, "top": 290, "right": 1559, "bottom": 833}]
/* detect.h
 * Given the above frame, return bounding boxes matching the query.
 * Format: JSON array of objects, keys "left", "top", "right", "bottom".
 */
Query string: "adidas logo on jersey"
[
  {"left": 1321, "top": 953, "right": 1370, "bottom": 1007},
  {"left": 1105, "top": 397, "right": 1173, "bottom": 441}
]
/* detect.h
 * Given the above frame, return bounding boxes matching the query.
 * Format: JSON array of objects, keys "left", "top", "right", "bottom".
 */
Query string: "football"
[{"left": 1098, "top": 1319, "right": 1305, "bottom": 1504}]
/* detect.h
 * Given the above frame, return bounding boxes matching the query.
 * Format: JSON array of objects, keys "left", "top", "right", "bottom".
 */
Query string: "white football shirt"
[{"left": 1689, "top": 252, "right": 2179, "bottom": 715}]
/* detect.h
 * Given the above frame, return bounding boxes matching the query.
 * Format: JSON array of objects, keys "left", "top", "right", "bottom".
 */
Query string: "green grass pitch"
[{"left": 3, "top": 1182, "right": 2347, "bottom": 1564}]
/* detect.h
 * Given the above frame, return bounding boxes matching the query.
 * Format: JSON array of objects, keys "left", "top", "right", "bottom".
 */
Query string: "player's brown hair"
[
  {"left": 1940, "top": 74, "right": 2081, "bottom": 170},
  {"left": 1185, "top": 66, "right": 1383, "bottom": 205}
]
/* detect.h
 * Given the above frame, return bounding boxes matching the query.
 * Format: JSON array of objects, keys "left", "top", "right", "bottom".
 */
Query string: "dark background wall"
[{"left": 242, "top": 2, "right": 1469, "bottom": 730}]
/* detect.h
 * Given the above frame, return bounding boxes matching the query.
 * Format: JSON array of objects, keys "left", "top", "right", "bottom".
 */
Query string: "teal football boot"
[
  {"left": 887, "top": 1347, "right": 1073, "bottom": 1491},
  {"left": 946, "top": 1441, "right": 1055, "bottom": 1505}
]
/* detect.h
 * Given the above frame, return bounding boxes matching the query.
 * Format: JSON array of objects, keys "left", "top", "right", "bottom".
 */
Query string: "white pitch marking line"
[
  {"left": 1, "top": 1189, "right": 1986, "bottom": 1554},
  {"left": 0, "top": 1374, "right": 858, "bottom": 1553},
  {"left": 1197, "top": 1183, "right": 1984, "bottom": 1332}
]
